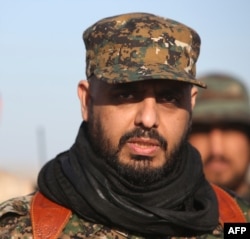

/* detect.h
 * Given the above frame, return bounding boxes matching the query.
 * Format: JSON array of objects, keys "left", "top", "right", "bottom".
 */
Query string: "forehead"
[{"left": 191, "top": 122, "right": 250, "bottom": 135}]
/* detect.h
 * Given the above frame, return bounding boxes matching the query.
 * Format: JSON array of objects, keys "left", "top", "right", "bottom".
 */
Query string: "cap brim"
[
  {"left": 93, "top": 63, "right": 206, "bottom": 88},
  {"left": 193, "top": 100, "right": 250, "bottom": 125}
]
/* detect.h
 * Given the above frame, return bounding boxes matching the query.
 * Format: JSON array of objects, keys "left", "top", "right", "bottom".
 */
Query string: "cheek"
[
  {"left": 95, "top": 106, "right": 133, "bottom": 144},
  {"left": 224, "top": 136, "right": 249, "bottom": 168},
  {"left": 162, "top": 111, "right": 190, "bottom": 146},
  {"left": 189, "top": 134, "right": 210, "bottom": 161}
]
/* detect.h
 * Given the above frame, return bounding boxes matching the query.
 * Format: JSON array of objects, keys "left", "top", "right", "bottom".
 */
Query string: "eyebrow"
[
  {"left": 110, "top": 83, "right": 137, "bottom": 91},
  {"left": 107, "top": 81, "right": 191, "bottom": 93}
]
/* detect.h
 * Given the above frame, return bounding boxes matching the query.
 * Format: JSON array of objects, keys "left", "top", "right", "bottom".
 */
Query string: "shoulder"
[
  {"left": 0, "top": 193, "right": 34, "bottom": 238},
  {"left": 0, "top": 193, "right": 33, "bottom": 218},
  {"left": 0, "top": 192, "right": 227, "bottom": 239},
  {"left": 221, "top": 185, "right": 250, "bottom": 222},
  {"left": 211, "top": 183, "right": 250, "bottom": 223},
  {"left": 234, "top": 194, "right": 250, "bottom": 222},
  {"left": 0, "top": 193, "right": 127, "bottom": 239}
]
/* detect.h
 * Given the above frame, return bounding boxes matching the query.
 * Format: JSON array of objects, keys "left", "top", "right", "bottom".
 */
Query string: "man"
[
  {"left": 189, "top": 73, "right": 250, "bottom": 202},
  {"left": 0, "top": 13, "right": 249, "bottom": 238}
]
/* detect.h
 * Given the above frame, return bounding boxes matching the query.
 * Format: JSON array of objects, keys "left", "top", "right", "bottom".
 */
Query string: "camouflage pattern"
[
  {"left": 0, "top": 194, "right": 33, "bottom": 238},
  {"left": 192, "top": 73, "right": 250, "bottom": 126},
  {"left": 83, "top": 12, "right": 206, "bottom": 88},
  {"left": 1, "top": 193, "right": 250, "bottom": 239}
]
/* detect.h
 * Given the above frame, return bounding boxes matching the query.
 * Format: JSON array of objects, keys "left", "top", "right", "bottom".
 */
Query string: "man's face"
[
  {"left": 189, "top": 125, "right": 250, "bottom": 191},
  {"left": 78, "top": 79, "right": 197, "bottom": 185}
]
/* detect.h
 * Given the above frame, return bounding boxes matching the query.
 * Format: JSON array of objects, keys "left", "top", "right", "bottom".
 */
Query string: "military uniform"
[{"left": 0, "top": 192, "right": 250, "bottom": 239}]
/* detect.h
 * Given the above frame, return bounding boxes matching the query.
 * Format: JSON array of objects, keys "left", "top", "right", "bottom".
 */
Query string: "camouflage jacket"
[{"left": 0, "top": 193, "right": 250, "bottom": 239}]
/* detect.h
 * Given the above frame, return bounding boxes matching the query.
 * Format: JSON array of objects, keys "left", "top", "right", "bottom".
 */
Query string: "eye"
[
  {"left": 157, "top": 92, "right": 180, "bottom": 104},
  {"left": 108, "top": 86, "right": 141, "bottom": 105},
  {"left": 162, "top": 95, "right": 176, "bottom": 102},
  {"left": 113, "top": 92, "right": 140, "bottom": 104},
  {"left": 118, "top": 93, "right": 134, "bottom": 100}
]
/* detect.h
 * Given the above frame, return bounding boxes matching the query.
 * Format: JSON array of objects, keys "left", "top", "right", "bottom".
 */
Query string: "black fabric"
[{"left": 38, "top": 122, "right": 219, "bottom": 237}]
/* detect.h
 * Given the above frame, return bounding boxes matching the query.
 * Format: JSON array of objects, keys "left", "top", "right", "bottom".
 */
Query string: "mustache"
[
  {"left": 118, "top": 127, "right": 167, "bottom": 151},
  {"left": 205, "top": 155, "right": 231, "bottom": 165}
]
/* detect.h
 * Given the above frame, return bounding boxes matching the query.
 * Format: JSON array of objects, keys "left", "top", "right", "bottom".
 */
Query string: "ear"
[
  {"left": 191, "top": 86, "right": 198, "bottom": 110},
  {"left": 78, "top": 80, "right": 90, "bottom": 121}
]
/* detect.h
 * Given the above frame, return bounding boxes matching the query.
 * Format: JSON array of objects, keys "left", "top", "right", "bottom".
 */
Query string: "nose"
[
  {"left": 134, "top": 97, "right": 159, "bottom": 129},
  {"left": 209, "top": 128, "right": 223, "bottom": 156}
]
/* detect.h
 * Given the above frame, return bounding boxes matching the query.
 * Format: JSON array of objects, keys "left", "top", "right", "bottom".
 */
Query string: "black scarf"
[{"left": 38, "top": 122, "right": 218, "bottom": 237}]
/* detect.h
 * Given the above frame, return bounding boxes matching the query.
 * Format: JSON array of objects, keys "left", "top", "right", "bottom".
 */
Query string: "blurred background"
[{"left": 1, "top": 0, "right": 250, "bottom": 184}]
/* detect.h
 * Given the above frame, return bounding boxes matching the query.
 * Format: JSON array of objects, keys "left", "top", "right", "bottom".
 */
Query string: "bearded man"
[{"left": 0, "top": 12, "right": 249, "bottom": 239}]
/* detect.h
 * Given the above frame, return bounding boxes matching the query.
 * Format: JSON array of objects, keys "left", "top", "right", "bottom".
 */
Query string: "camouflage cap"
[
  {"left": 193, "top": 73, "right": 250, "bottom": 126},
  {"left": 83, "top": 12, "right": 206, "bottom": 88}
]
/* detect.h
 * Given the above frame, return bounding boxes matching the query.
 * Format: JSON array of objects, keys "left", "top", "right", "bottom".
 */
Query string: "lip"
[
  {"left": 126, "top": 137, "right": 160, "bottom": 156},
  {"left": 206, "top": 160, "right": 230, "bottom": 172}
]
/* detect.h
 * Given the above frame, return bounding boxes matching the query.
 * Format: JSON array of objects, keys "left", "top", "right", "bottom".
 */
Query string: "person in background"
[
  {"left": 0, "top": 95, "right": 35, "bottom": 203},
  {"left": 189, "top": 73, "right": 250, "bottom": 202},
  {"left": 0, "top": 13, "right": 249, "bottom": 239}
]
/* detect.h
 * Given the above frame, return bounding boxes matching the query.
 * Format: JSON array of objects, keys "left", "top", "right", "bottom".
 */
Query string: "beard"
[
  {"left": 204, "top": 155, "right": 245, "bottom": 191},
  {"left": 86, "top": 109, "right": 191, "bottom": 186}
]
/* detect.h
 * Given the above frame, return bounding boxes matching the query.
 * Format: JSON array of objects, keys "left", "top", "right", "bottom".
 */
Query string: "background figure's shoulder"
[
  {"left": 219, "top": 185, "right": 250, "bottom": 222},
  {"left": 234, "top": 194, "right": 250, "bottom": 222},
  {"left": 0, "top": 193, "right": 34, "bottom": 238}
]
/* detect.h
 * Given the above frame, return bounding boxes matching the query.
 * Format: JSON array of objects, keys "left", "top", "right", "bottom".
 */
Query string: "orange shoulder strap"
[
  {"left": 31, "top": 191, "right": 72, "bottom": 239},
  {"left": 211, "top": 183, "right": 246, "bottom": 225}
]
